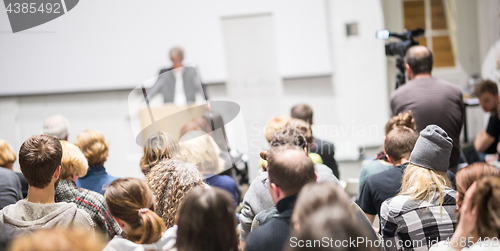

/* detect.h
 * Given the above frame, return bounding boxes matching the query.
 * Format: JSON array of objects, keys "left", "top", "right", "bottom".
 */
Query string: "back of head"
[
  {"left": 287, "top": 119, "right": 313, "bottom": 149},
  {"left": 74, "top": 130, "right": 109, "bottom": 166},
  {"left": 179, "top": 131, "right": 221, "bottom": 174},
  {"left": 399, "top": 163, "right": 451, "bottom": 205},
  {"left": 270, "top": 125, "right": 308, "bottom": 151},
  {"left": 176, "top": 187, "right": 238, "bottom": 251},
  {"left": 9, "top": 227, "right": 106, "bottom": 251},
  {"left": 291, "top": 104, "right": 313, "bottom": 124},
  {"left": 292, "top": 182, "right": 350, "bottom": 227},
  {"left": 60, "top": 141, "right": 88, "bottom": 180},
  {"left": 384, "top": 126, "right": 418, "bottom": 162},
  {"left": 405, "top": 45, "right": 433, "bottom": 75},
  {"left": 286, "top": 206, "right": 378, "bottom": 251},
  {"left": 105, "top": 178, "right": 166, "bottom": 244},
  {"left": 43, "top": 115, "right": 69, "bottom": 140},
  {"left": 385, "top": 111, "right": 416, "bottom": 135},
  {"left": 264, "top": 115, "right": 291, "bottom": 143},
  {"left": 475, "top": 79, "right": 498, "bottom": 97},
  {"left": 456, "top": 162, "right": 499, "bottom": 204},
  {"left": 19, "top": 134, "right": 62, "bottom": 188},
  {"left": 472, "top": 175, "right": 500, "bottom": 239},
  {"left": 140, "top": 131, "right": 180, "bottom": 175},
  {"left": 0, "top": 139, "right": 16, "bottom": 168},
  {"left": 145, "top": 158, "right": 205, "bottom": 228},
  {"left": 267, "top": 145, "right": 315, "bottom": 196}
]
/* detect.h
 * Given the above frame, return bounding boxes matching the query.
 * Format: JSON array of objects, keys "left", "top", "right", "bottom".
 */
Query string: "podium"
[{"left": 138, "top": 104, "right": 206, "bottom": 144}]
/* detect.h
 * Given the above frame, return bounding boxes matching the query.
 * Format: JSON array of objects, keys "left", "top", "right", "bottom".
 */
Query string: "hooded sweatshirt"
[
  {"left": 103, "top": 225, "right": 177, "bottom": 251},
  {"left": 0, "top": 200, "right": 94, "bottom": 231}
]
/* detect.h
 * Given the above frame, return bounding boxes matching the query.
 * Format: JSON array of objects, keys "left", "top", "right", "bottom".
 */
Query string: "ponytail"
[
  {"left": 105, "top": 178, "right": 166, "bottom": 244},
  {"left": 137, "top": 208, "right": 166, "bottom": 244}
]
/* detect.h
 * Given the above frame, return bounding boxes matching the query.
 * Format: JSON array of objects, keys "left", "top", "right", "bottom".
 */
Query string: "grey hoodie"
[{"left": 0, "top": 200, "right": 94, "bottom": 231}]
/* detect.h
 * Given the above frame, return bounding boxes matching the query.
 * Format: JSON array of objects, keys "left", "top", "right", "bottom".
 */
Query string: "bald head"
[
  {"left": 267, "top": 145, "right": 316, "bottom": 196},
  {"left": 405, "top": 45, "right": 433, "bottom": 77}
]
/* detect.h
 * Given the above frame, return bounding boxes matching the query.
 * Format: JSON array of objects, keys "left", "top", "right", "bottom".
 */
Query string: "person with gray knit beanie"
[
  {"left": 379, "top": 124, "right": 458, "bottom": 251},
  {"left": 409, "top": 124, "right": 453, "bottom": 173}
]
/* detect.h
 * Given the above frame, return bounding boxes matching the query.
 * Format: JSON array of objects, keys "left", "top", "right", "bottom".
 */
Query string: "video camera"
[{"left": 376, "top": 28, "right": 424, "bottom": 89}]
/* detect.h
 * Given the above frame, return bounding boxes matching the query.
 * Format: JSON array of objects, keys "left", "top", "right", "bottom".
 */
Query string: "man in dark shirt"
[
  {"left": 474, "top": 79, "right": 500, "bottom": 156},
  {"left": 291, "top": 104, "right": 340, "bottom": 178},
  {"left": 391, "top": 46, "right": 464, "bottom": 173},
  {"left": 244, "top": 145, "right": 316, "bottom": 251},
  {"left": 358, "top": 126, "right": 418, "bottom": 224}
]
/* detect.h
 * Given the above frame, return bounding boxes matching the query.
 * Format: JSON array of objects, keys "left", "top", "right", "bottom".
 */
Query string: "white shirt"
[{"left": 173, "top": 68, "right": 187, "bottom": 106}]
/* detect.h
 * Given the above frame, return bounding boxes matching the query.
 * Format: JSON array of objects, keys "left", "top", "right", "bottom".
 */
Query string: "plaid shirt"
[
  {"left": 55, "top": 180, "right": 121, "bottom": 238},
  {"left": 380, "top": 187, "right": 458, "bottom": 251}
]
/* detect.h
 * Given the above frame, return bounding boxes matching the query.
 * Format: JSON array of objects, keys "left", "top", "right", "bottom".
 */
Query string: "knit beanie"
[{"left": 409, "top": 124, "right": 453, "bottom": 172}]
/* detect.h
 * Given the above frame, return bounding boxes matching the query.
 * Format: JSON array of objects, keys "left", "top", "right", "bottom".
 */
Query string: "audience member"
[
  {"left": 380, "top": 125, "right": 458, "bottom": 251},
  {"left": 455, "top": 162, "right": 499, "bottom": 208},
  {"left": 75, "top": 130, "right": 117, "bottom": 195},
  {"left": 391, "top": 46, "right": 464, "bottom": 172},
  {"left": 473, "top": 80, "right": 500, "bottom": 157},
  {"left": 0, "top": 139, "right": 27, "bottom": 198},
  {"left": 285, "top": 206, "right": 379, "bottom": 251},
  {"left": 264, "top": 115, "right": 291, "bottom": 143},
  {"left": 291, "top": 182, "right": 377, "bottom": 241},
  {"left": 239, "top": 126, "right": 339, "bottom": 247},
  {"left": 140, "top": 131, "right": 181, "bottom": 176},
  {"left": 358, "top": 126, "right": 418, "bottom": 223},
  {"left": 179, "top": 131, "right": 239, "bottom": 204},
  {"left": 0, "top": 222, "right": 27, "bottom": 251},
  {"left": 0, "top": 164, "right": 22, "bottom": 210},
  {"left": 55, "top": 141, "right": 121, "bottom": 239},
  {"left": 175, "top": 187, "right": 238, "bottom": 251},
  {"left": 244, "top": 145, "right": 316, "bottom": 251},
  {"left": 358, "top": 111, "right": 416, "bottom": 194},
  {"left": 8, "top": 228, "right": 105, "bottom": 251},
  {"left": 291, "top": 104, "right": 339, "bottom": 178},
  {"left": 287, "top": 119, "right": 332, "bottom": 176},
  {"left": 430, "top": 176, "right": 500, "bottom": 250},
  {"left": 0, "top": 135, "right": 94, "bottom": 231},
  {"left": 103, "top": 178, "right": 176, "bottom": 251},
  {"left": 146, "top": 158, "right": 205, "bottom": 229},
  {"left": 42, "top": 114, "right": 69, "bottom": 140}
]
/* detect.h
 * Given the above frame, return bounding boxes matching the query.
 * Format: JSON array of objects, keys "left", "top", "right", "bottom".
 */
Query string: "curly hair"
[
  {"left": 74, "top": 130, "right": 109, "bottom": 166},
  {"left": 60, "top": 140, "right": 88, "bottom": 180},
  {"left": 146, "top": 158, "right": 205, "bottom": 228},
  {"left": 140, "top": 132, "right": 181, "bottom": 175},
  {"left": 264, "top": 116, "right": 291, "bottom": 143}
]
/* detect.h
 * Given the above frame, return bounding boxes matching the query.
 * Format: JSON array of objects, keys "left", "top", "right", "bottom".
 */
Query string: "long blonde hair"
[{"left": 399, "top": 163, "right": 452, "bottom": 209}]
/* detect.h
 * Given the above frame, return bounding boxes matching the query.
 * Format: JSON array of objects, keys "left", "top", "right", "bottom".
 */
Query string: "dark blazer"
[
  {"left": 147, "top": 66, "right": 204, "bottom": 103},
  {"left": 244, "top": 195, "right": 296, "bottom": 251},
  {"left": 310, "top": 137, "right": 339, "bottom": 179}
]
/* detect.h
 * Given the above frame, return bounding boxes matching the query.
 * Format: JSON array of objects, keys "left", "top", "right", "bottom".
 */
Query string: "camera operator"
[{"left": 390, "top": 45, "right": 464, "bottom": 173}]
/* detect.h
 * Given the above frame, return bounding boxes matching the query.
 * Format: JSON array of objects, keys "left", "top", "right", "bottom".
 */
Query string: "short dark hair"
[
  {"left": 176, "top": 187, "right": 238, "bottom": 251},
  {"left": 291, "top": 104, "right": 313, "bottom": 124},
  {"left": 384, "top": 126, "right": 418, "bottom": 162},
  {"left": 267, "top": 145, "right": 316, "bottom": 196},
  {"left": 270, "top": 125, "right": 308, "bottom": 152},
  {"left": 405, "top": 46, "right": 433, "bottom": 75},
  {"left": 475, "top": 79, "right": 499, "bottom": 97},
  {"left": 19, "top": 134, "right": 62, "bottom": 188}
]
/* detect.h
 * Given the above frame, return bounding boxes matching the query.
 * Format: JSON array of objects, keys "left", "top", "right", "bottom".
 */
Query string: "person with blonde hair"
[
  {"left": 140, "top": 132, "right": 181, "bottom": 176},
  {"left": 103, "top": 178, "right": 176, "bottom": 251},
  {"left": 0, "top": 139, "right": 24, "bottom": 208},
  {"left": 429, "top": 176, "right": 500, "bottom": 251},
  {"left": 380, "top": 125, "right": 458, "bottom": 251},
  {"left": 179, "top": 131, "right": 239, "bottom": 204},
  {"left": 74, "top": 130, "right": 117, "bottom": 195},
  {"left": 8, "top": 228, "right": 106, "bottom": 251},
  {"left": 55, "top": 141, "right": 121, "bottom": 239},
  {"left": 146, "top": 158, "right": 205, "bottom": 229}
]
